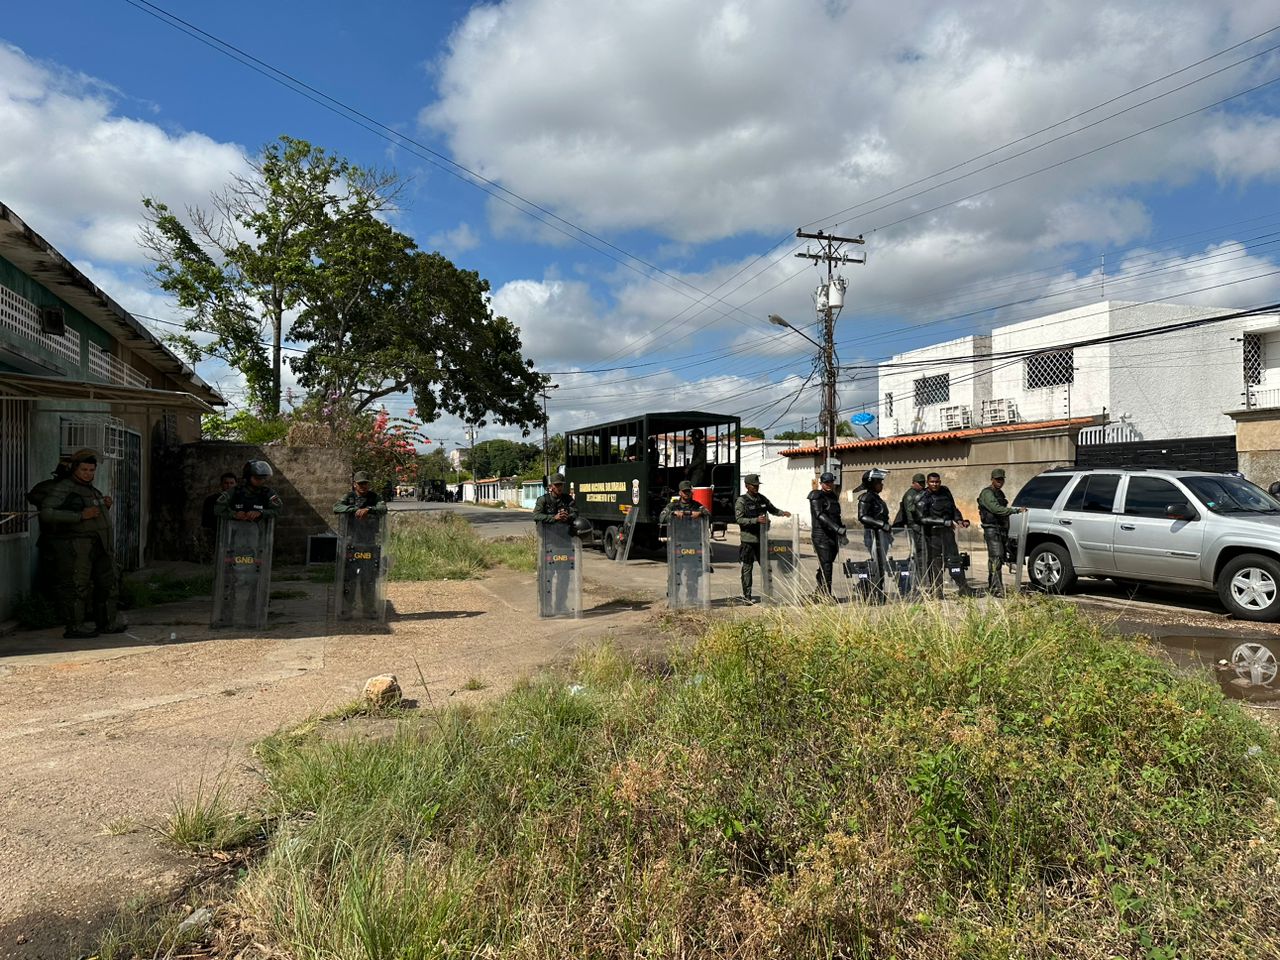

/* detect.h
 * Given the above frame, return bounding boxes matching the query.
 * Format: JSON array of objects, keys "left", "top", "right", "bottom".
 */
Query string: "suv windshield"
[{"left": 1179, "top": 475, "right": 1280, "bottom": 515}]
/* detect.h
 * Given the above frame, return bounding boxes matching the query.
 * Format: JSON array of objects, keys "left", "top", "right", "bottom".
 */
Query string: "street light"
[
  {"left": 768, "top": 314, "right": 822, "bottom": 350},
  {"left": 769, "top": 313, "right": 837, "bottom": 476}
]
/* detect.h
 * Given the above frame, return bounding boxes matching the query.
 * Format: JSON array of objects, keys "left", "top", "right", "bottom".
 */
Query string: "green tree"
[
  {"left": 465, "top": 439, "right": 541, "bottom": 478},
  {"left": 773, "top": 430, "right": 819, "bottom": 441},
  {"left": 142, "top": 137, "right": 400, "bottom": 415},
  {"left": 740, "top": 426, "right": 765, "bottom": 439}
]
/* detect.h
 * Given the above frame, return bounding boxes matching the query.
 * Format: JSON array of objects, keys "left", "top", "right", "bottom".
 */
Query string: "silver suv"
[{"left": 1012, "top": 468, "right": 1280, "bottom": 622}]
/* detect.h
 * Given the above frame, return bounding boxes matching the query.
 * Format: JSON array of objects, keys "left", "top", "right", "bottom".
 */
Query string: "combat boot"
[{"left": 64, "top": 600, "right": 98, "bottom": 639}]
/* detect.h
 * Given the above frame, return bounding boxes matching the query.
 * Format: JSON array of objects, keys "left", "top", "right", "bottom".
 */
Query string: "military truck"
[{"left": 564, "top": 411, "right": 741, "bottom": 558}]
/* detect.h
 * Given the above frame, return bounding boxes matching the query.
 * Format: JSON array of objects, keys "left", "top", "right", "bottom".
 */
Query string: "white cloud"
[
  {"left": 427, "top": 220, "right": 481, "bottom": 254},
  {"left": 0, "top": 42, "right": 249, "bottom": 267},
  {"left": 424, "top": 0, "right": 1280, "bottom": 254}
]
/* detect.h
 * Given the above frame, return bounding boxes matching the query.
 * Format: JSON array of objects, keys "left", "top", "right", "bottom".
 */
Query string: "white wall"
[
  {"left": 989, "top": 302, "right": 1111, "bottom": 425},
  {"left": 741, "top": 439, "right": 816, "bottom": 528},
  {"left": 878, "top": 334, "right": 991, "bottom": 436}
]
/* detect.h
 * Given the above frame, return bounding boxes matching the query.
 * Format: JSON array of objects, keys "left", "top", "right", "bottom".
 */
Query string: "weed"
[
  {"left": 461, "top": 677, "right": 487, "bottom": 691},
  {"left": 89, "top": 896, "right": 210, "bottom": 960},
  {"left": 119, "top": 572, "right": 213, "bottom": 610},
  {"left": 99, "top": 817, "right": 138, "bottom": 836},
  {"left": 161, "top": 779, "right": 260, "bottom": 853},
  {"left": 224, "top": 602, "right": 1280, "bottom": 956},
  {"left": 389, "top": 513, "right": 535, "bottom": 580}
]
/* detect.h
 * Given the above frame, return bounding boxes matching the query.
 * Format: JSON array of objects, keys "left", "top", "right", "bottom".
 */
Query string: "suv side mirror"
[{"left": 1166, "top": 502, "right": 1198, "bottom": 521}]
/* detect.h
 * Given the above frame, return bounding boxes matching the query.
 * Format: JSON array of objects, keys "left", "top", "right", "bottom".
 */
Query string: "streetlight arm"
[{"left": 768, "top": 314, "right": 822, "bottom": 350}]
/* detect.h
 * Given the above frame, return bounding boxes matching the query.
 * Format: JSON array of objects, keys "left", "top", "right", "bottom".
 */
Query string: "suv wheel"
[
  {"left": 1027, "top": 542, "right": 1076, "bottom": 594},
  {"left": 1217, "top": 639, "right": 1280, "bottom": 698},
  {"left": 1217, "top": 553, "right": 1280, "bottom": 621}
]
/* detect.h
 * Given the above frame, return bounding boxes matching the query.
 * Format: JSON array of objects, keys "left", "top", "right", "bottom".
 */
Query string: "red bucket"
[{"left": 692, "top": 486, "right": 714, "bottom": 512}]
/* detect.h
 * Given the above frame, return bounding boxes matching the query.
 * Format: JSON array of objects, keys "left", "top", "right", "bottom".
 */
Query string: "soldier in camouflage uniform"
[
  {"left": 977, "top": 468, "right": 1026, "bottom": 597},
  {"left": 25, "top": 455, "right": 72, "bottom": 600},
  {"left": 333, "top": 471, "right": 388, "bottom": 618},
  {"left": 532, "top": 473, "right": 578, "bottom": 526},
  {"left": 38, "top": 449, "right": 123, "bottom": 639},
  {"left": 734, "top": 473, "right": 790, "bottom": 604}
]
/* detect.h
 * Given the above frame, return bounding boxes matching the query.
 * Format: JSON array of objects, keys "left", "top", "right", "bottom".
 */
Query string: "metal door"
[{"left": 114, "top": 429, "right": 142, "bottom": 570}]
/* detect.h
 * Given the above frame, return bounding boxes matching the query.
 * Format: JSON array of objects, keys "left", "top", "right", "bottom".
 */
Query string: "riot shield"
[
  {"left": 334, "top": 511, "right": 389, "bottom": 622},
  {"left": 866, "top": 528, "right": 893, "bottom": 604},
  {"left": 666, "top": 514, "right": 710, "bottom": 610},
  {"left": 761, "top": 516, "right": 802, "bottom": 603},
  {"left": 211, "top": 517, "right": 275, "bottom": 629},
  {"left": 615, "top": 506, "right": 639, "bottom": 564},
  {"left": 537, "top": 522, "right": 582, "bottom": 619},
  {"left": 1010, "top": 511, "right": 1029, "bottom": 594}
]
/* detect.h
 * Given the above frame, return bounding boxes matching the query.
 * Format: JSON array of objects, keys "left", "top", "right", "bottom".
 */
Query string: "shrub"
[{"left": 389, "top": 513, "right": 535, "bottom": 580}]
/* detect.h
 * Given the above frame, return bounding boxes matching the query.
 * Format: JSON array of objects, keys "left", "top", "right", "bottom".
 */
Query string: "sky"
[{"left": 3, "top": 0, "right": 1280, "bottom": 451}]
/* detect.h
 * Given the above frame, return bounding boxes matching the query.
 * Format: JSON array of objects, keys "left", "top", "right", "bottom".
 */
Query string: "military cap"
[
  {"left": 743, "top": 473, "right": 761, "bottom": 485},
  {"left": 820, "top": 471, "right": 836, "bottom": 484},
  {"left": 912, "top": 472, "right": 926, "bottom": 484},
  {"left": 991, "top": 468, "right": 1007, "bottom": 480},
  {"left": 70, "top": 448, "right": 98, "bottom": 465},
  {"left": 549, "top": 473, "right": 566, "bottom": 484},
  {"left": 678, "top": 480, "right": 693, "bottom": 491},
  {"left": 352, "top": 471, "right": 371, "bottom": 483}
]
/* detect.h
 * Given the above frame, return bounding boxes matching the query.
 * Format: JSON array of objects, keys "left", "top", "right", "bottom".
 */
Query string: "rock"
[
  {"left": 177, "top": 907, "right": 213, "bottom": 933},
  {"left": 363, "top": 675, "right": 402, "bottom": 709}
]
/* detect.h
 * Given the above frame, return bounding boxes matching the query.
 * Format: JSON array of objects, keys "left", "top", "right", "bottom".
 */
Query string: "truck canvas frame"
[{"left": 565, "top": 411, "right": 741, "bottom": 559}]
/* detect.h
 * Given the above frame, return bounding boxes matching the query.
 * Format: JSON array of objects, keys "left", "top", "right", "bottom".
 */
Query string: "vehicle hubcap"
[
  {"left": 1230, "top": 567, "right": 1278, "bottom": 611},
  {"left": 1229, "top": 642, "right": 1279, "bottom": 687},
  {"left": 1032, "top": 552, "right": 1061, "bottom": 586}
]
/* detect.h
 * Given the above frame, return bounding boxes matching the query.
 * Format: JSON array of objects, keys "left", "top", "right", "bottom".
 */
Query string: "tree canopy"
[{"left": 142, "top": 136, "right": 544, "bottom": 432}]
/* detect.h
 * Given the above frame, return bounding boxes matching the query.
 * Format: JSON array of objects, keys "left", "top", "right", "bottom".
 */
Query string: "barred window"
[
  {"left": 1024, "top": 349, "right": 1075, "bottom": 390},
  {"left": 1244, "top": 334, "right": 1263, "bottom": 387},
  {"left": 883, "top": 392, "right": 894, "bottom": 418},
  {"left": 1, "top": 399, "right": 31, "bottom": 537},
  {"left": 913, "top": 374, "right": 950, "bottom": 407}
]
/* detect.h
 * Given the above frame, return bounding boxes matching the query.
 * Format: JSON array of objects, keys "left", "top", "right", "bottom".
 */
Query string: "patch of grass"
[
  {"left": 389, "top": 513, "right": 536, "bottom": 580},
  {"left": 461, "top": 676, "right": 487, "bottom": 691},
  {"left": 306, "top": 564, "right": 337, "bottom": 583},
  {"left": 119, "top": 571, "right": 214, "bottom": 610},
  {"left": 268, "top": 588, "right": 308, "bottom": 600},
  {"left": 161, "top": 779, "right": 260, "bottom": 853},
  {"left": 88, "top": 896, "right": 211, "bottom": 960},
  {"left": 231, "top": 599, "right": 1280, "bottom": 958},
  {"left": 13, "top": 592, "right": 59, "bottom": 629},
  {"left": 99, "top": 817, "right": 138, "bottom": 836}
]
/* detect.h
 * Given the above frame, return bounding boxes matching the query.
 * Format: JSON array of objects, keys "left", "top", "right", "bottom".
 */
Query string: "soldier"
[
  {"left": 214, "top": 460, "right": 283, "bottom": 524},
  {"left": 333, "top": 471, "right": 388, "bottom": 619},
  {"left": 38, "top": 449, "right": 123, "bottom": 639},
  {"left": 916, "top": 472, "right": 974, "bottom": 599},
  {"left": 893, "top": 473, "right": 927, "bottom": 587},
  {"left": 977, "top": 468, "right": 1027, "bottom": 597},
  {"left": 532, "top": 473, "right": 577, "bottom": 526},
  {"left": 808, "top": 471, "right": 847, "bottom": 599},
  {"left": 734, "top": 473, "right": 791, "bottom": 604},
  {"left": 855, "top": 468, "right": 892, "bottom": 603},
  {"left": 25, "top": 455, "right": 72, "bottom": 599},
  {"left": 200, "top": 471, "right": 237, "bottom": 561},
  {"left": 660, "top": 479, "right": 711, "bottom": 525}
]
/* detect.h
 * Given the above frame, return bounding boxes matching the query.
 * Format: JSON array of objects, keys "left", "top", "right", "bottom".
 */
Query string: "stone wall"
[
  {"left": 150, "top": 442, "right": 352, "bottom": 564},
  {"left": 1231, "top": 410, "right": 1280, "bottom": 486}
]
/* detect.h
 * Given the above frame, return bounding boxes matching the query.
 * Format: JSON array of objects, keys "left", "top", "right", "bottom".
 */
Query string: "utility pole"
[
  {"left": 539, "top": 383, "right": 559, "bottom": 484},
  {"left": 794, "top": 229, "right": 865, "bottom": 477}
]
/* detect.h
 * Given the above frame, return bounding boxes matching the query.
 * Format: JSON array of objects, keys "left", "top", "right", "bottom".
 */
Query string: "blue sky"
[{"left": 3, "top": 0, "right": 1280, "bottom": 448}]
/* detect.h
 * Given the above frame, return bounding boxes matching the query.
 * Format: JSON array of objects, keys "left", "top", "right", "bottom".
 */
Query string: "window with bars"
[
  {"left": 1024, "top": 349, "right": 1075, "bottom": 389},
  {"left": 1244, "top": 334, "right": 1263, "bottom": 387},
  {"left": 883, "top": 391, "right": 894, "bottom": 418},
  {"left": 913, "top": 374, "right": 950, "bottom": 407},
  {"left": 1, "top": 399, "right": 30, "bottom": 537}
]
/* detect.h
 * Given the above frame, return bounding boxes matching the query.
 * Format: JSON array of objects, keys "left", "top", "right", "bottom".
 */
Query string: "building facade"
[
  {"left": 878, "top": 300, "right": 1279, "bottom": 444},
  {"left": 0, "top": 203, "right": 222, "bottom": 620}
]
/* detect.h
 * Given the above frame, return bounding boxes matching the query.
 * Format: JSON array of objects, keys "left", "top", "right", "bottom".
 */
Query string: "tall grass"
[
  {"left": 239, "top": 599, "right": 1279, "bottom": 958},
  {"left": 389, "top": 513, "right": 536, "bottom": 580}
]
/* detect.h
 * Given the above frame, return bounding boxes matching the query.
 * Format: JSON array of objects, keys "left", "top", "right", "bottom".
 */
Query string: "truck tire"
[
  {"left": 1217, "top": 553, "right": 1280, "bottom": 622},
  {"left": 603, "top": 525, "right": 620, "bottom": 561},
  {"left": 1027, "top": 542, "right": 1076, "bottom": 594}
]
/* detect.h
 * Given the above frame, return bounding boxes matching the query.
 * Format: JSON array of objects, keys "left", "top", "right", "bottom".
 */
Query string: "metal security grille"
[
  {"left": 913, "top": 373, "right": 950, "bottom": 407},
  {"left": 1244, "top": 334, "right": 1263, "bottom": 387},
  {"left": 1024, "top": 349, "right": 1075, "bottom": 389},
  {"left": 0, "top": 285, "right": 82, "bottom": 368},
  {"left": 883, "top": 392, "right": 894, "bottom": 418},
  {"left": 0, "top": 399, "right": 31, "bottom": 537}
]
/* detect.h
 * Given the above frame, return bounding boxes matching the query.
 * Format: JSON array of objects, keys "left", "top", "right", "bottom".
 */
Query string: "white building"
[
  {"left": 877, "top": 300, "right": 1280, "bottom": 443},
  {"left": 739, "top": 437, "right": 816, "bottom": 528}
]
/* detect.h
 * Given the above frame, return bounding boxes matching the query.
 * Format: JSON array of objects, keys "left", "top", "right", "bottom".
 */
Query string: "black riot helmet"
[
  {"left": 571, "top": 516, "right": 594, "bottom": 538},
  {"left": 243, "top": 459, "right": 273, "bottom": 481},
  {"left": 854, "top": 468, "right": 888, "bottom": 492}
]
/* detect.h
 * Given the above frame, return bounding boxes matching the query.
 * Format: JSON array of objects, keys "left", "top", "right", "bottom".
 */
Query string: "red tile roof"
[{"left": 779, "top": 416, "right": 1098, "bottom": 457}]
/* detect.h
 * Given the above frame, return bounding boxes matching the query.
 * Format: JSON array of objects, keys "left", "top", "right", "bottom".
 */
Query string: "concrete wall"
[
  {"left": 1233, "top": 410, "right": 1280, "bottom": 485},
  {"left": 741, "top": 439, "right": 818, "bottom": 527},
  {"left": 989, "top": 303, "right": 1111, "bottom": 426},
  {"left": 802, "top": 427, "right": 1079, "bottom": 551},
  {"left": 149, "top": 442, "right": 352, "bottom": 565}
]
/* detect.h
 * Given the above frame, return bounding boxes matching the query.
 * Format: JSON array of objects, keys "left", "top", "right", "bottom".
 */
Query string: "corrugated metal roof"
[{"left": 779, "top": 417, "right": 1097, "bottom": 457}]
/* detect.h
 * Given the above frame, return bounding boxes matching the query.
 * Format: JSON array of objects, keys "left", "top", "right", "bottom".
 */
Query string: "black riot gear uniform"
[
  {"left": 856, "top": 485, "right": 891, "bottom": 603},
  {"left": 808, "top": 484, "right": 845, "bottom": 598},
  {"left": 916, "top": 483, "right": 973, "bottom": 598}
]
